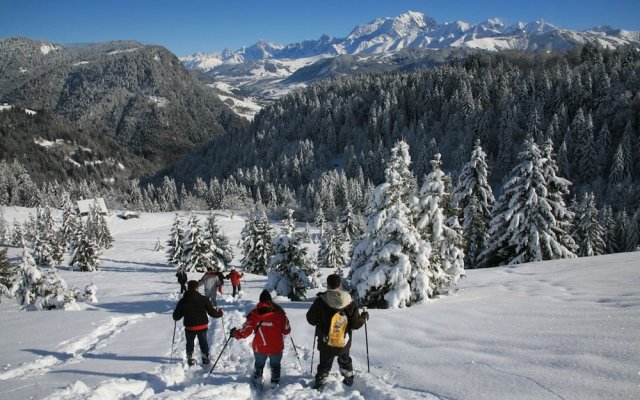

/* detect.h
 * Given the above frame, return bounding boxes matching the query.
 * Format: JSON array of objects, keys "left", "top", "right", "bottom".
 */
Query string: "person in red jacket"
[
  {"left": 231, "top": 290, "right": 291, "bottom": 388},
  {"left": 225, "top": 267, "right": 244, "bottom": 297}
]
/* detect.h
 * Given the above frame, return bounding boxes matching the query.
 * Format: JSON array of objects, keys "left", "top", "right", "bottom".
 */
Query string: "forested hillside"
[
  {"left": 0, "top": 37, "right": 248, "bottom": 183},
  {"left": 162, "top": 45, "right": 640, "bottom": 212}
]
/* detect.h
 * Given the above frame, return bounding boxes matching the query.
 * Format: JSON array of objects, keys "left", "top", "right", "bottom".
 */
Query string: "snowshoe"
[
  {"left": 343, "top": 376, "right": 354, "bottom": 386},
  {"left": 202, "top": 354, "right": 210, "bottom": 365},
  {"left": 250, "top": 376, "right": 263, "bottom": 393},
  {"left": 187, "top": 358, "right": 195, "bottom": 367}
]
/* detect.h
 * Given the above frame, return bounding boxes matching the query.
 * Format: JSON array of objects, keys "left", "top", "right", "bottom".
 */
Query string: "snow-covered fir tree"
[
  {"left": 88, "top": 205, "right": 113, "bottom": 250},
  {"left": 32, "top": 207, "right": 63, "bottom": 267},
  {"left": 413, "top": 153, "right": 465, "bottom": 294},
  {"left": 84, "top": 283, "right": 98, "bottom": 304},
  {"left": 166, "top": 213, "right": 185, "bottom": 268},
  {"left": 181, "top": 216, "right": 212, "bottom": 272},
  {"left": 453, "top": 140, "right": 494, "bottom": 268},
  {"left": 266, "top": 209, "right": 318, "bottom": 301},
  {"left": 10, "top": 250, "right": 80, "bottom": 310},
  {"left": 240, "top": 209, "right": 274, "bottom": 275},
  {"left": 0, "top": 248, "right": 14, "bottom": 300},
  {"left": 571, "top": 192, "right": 606, "bottom": 257},
  {"left": 599, "top": 205, "right": 617, "bottom": 254},
  {"left": 69, "top": 222, "right": 101, "bottom": 272},
  {"left": 541, "top": 138, "right": 578, "bottom": 255},
  {"left": 314, "top": 207, "right": 326, "bottom": 243},
  {"left": 204, "top": 213, "right": 233, "bottom": 270},
  {"left": 61, "top": 202, "right": 80, "bottom": 251},
  {"left": 341, "top": 201, "right": 364, "bottom": 241},
  {"left": 316, "top": 223, "right": 346, "bottom": 272},
  {"left": 349, "top": 140, "right": 432, "bottom": 308},
  {"left": 12, "top": 219, "right": 26, "bottom": 248},
  {"left": 480, "top": 136, "right": 577, "bottom": 267}
]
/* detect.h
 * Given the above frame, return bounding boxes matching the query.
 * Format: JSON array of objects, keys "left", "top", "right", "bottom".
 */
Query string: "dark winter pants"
[
  {"left": 253, "top": 352, "right": 282, "bottom": 383},
  {"left": 185, "top": 329, "right": 209, "bottom": 358},
  {"left": 315, "top": 351, "right": 354, "bottom": 384},
  {"left": 232, "top": 284, "right": 241, "bottom": 297},
  {"left": 179, "top": 282, "right": 187, "bottom": 294}
]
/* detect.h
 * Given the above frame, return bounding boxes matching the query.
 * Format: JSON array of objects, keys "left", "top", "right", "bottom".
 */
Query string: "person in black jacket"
[
  {"left": 173, "top": 280, "right": 224, "bottom": 366},
  {"left": 175, "top": 268, "right": 187, "bottom": 294},
  {"left": 306, "top": 274, "right": 368, "bottom": 390}
]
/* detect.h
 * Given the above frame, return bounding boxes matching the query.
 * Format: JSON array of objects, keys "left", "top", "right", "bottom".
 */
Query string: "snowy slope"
[{"left": 0, "top": 206, "right": 638, "bottom": 399}]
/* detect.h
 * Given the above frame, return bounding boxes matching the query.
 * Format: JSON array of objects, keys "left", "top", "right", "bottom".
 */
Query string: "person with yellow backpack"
[{"left": 306, "top": 274, "right": 369, "bottom": 391}]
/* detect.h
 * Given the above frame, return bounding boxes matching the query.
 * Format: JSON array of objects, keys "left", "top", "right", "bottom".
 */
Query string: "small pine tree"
[
  {"left": 0, "top": 248, "right": 15, "bottom": 300},
  {"left": 166, "top": 214, "right": 185, "bottom": 267},
  {"left": 12, "top": 219, "right": 26, "bottom": 248},
  {"left": 69, "top": 223, "right": 101, "bottom": 272},
  {"left": 266, "top": 210, "right": 318, "bottom": 301},
  {"left": 10, "top": 250, "right": 79, "bottom": 310}
]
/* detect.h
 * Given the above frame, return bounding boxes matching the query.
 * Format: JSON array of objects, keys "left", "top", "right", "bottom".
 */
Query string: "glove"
[
  {"left": 230, "top": 327, "right": 237, "bottom": 336},
  {"left": 361, "top": 311, "right": 369, "bottom": 321}
]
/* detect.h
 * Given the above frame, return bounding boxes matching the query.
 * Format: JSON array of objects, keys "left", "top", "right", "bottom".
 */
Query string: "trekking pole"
[
  {"left": 288, "top": 335, "right": 305, "bottom": 374},
  {"left": 208, "top": 334, "right": 233, "bottom": 377},
  {"left": 363, "top": 307, "right": 370, "bottom": 373},
  {"left": 310, "top": 334, "right": 316, "bottom": 376},
  {"left": 169, "top": 320, "right": 177, "bottom": 363}
]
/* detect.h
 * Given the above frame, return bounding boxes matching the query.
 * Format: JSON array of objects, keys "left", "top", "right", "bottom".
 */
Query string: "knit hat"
[{"left": 259, "top": 289, "right": 272, "bottom": 302}]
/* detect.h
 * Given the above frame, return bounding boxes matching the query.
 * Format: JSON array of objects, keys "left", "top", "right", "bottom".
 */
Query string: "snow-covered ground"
[{"left": 0, "top": 207, "right": 638, "bottom": 399}]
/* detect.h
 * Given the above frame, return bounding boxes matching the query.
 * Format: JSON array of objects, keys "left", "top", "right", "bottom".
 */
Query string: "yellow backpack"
[{"left": 327, "top": 309, "right": 349, "bottom": 347}]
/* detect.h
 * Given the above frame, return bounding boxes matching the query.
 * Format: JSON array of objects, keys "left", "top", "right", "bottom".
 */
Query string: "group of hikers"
[{"left": 172, "top": 271, "right": 369, "bottom": 391}]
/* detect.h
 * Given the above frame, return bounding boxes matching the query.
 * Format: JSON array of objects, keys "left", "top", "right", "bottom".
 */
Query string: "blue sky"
[{"left": 1, "top": 0, "right": 639, "bottom": 56}]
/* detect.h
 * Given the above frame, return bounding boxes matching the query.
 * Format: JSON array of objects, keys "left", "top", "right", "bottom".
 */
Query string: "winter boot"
[
  {"left": 202, "top": 354, "right": 210, "bottom": 365},
  {"left": 312, "top": 373, "right": 328, "bottom": 391},
  {"left": 343, "top": 375, "right": 354, "bottom": 386},
  {"left": 251, "top": 375, "right": 262, "bottom": 389},
  {"left": 187, "top": 353, "right": 195, "bottom": 366}
]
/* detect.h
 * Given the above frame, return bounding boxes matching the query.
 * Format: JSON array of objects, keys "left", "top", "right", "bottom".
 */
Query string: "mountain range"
[{"left": 181, "top": 11, "right": 640, "bottom": 117}]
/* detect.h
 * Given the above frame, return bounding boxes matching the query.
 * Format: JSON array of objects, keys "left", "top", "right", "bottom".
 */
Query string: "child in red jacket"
[{"left": 231, "top": 290, "right": 291, "bottom": 388}]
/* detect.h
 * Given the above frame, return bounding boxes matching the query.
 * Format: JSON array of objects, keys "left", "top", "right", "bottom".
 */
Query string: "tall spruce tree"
[
  {"left": 453, "top": 140, "right": 494, "bottom": 268},
  {"left": 316, "top": 223, "right": 346, "bottom": 272},
  {"left": 240, "top": 210, "right": 274, "bottom": 275},
  {"left": 181, "top": 216, "right": 212, "bottom": 272},
  {"left": 413, "top": 153, "right": 465, "bottom": 293},
  {"left": 349, "top": 140, "right": 432, "bottom": 308},
  {"left": 204, "top": 213, "right": 234, "bottom": 270},
  {"left": 480, "top": 136, "right": 577, "bottom": 267},
  {"left": 571, "top": 192, "right": 606, "bottom": 257}
]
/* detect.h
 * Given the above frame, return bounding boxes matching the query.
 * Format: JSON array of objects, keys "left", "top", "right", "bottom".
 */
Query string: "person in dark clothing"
[
  {"left": 306, "top": 274, "right": 368, "bottom": 390},
  {"left": 231, "top": 290, "right": 291, "bottom": 388},
  {"left": 215, "top": 268, "right": 225, "bottom": 294},
  {"left": 175, "top": 268, "right": 188, "bottom": 294},
  {"left": 173, "top": 280, "right": 224, "bottom": 366}
]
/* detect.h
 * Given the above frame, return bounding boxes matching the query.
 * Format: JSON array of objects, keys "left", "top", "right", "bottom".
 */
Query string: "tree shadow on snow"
[
  {"left": 95, "top": 299, "right": 175, "bottom": 314},
  {"left": 99, "top": 258, "right": 171, "bottom": 272},
  {"left": 49, "top": 369, "right": 168, "bottom": 392}
]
